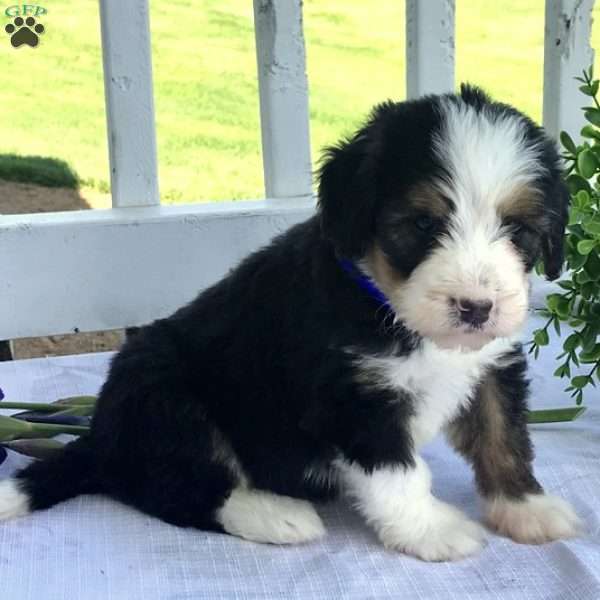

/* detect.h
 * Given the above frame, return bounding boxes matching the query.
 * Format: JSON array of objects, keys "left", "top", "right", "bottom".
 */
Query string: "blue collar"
[{"left": 337, "top": 258, "right": 395, "bottom": 314}]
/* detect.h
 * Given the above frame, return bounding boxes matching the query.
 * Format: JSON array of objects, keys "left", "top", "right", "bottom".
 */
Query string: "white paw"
[
  {"left": 486, "top": 493, "right": 582, "bottom": 544},
  {"left": 379, "top": 500, "right": 486, "bottom": 562},
  {"left": 217, "top": 488, "right": 325, "bottom": 545},
  {"left": 0, "top": 478, "right": 30, "bottom": 520}
]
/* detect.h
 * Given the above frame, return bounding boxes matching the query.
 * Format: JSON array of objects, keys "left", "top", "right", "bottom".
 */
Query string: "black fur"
[
  {"left": 318, "top": 97, "right": 448, "bottom": 263},
  {"left": 14, "top": 86, "right": 568, "bottom": 534},
  {"left": 18, "top": 217, "right": 419, "bottom": 528}
]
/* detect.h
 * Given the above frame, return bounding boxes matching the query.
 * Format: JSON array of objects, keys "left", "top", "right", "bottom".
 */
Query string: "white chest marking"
[{"left": 357, "top": 337, "right": 517, "bottom": 447}]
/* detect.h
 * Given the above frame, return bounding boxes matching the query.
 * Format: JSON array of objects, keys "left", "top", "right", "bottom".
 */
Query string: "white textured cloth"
[{"left": 0, "top": 318, "right": 599, "bottom": 600}]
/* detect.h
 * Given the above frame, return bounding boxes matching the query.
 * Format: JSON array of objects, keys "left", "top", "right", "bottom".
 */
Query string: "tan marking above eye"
[
  {"left": 497, "top": 184, "right": 542, "bottom": 222},
  {"left": 405, "top": 182, "right": 451, "bottom": 219}
]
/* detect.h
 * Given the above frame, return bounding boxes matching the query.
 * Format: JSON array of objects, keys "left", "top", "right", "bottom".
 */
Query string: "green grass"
[{"left": 0, "top": 1, "right": 599, "bottom": 203}]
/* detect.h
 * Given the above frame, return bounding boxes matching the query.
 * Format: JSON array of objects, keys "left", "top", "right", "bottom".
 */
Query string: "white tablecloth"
[{"left": 0, "top": 318, "right": 598, "bottom": 600}]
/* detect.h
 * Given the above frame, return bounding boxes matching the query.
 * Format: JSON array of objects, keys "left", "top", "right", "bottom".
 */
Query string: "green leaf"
[
  {"left": 534, "top": 329, "right": 549, "bottom": 346},
  {"left": 580, "top": 342, "right": 600, "bottom": 362},
  {"left": 569, "top": 222, "right": 582, "bottom": 238},
  {"left": 553, "top": 363, "right": 570, "bottom": 377},
  {"left": 527, "top": 406, "right": 586, "bottom": 423},
  {"left": 553, "top": 317, "right": 562, "bottom": 336},
  {"left": 53, "top": 395, "right": 97, "bottom": 407},
  {"left": 0, "top": 414, "right": 87, "bottom": 441},
  {"left": 47, "top": 405, "right": 94, "bottom": 418},
  {"left": 556, "top": 297, "right": 572, "bottom": 319},
  {"left": 581, "top": 281, "right": 598, "bottom": 300},
  {"left": 568, "top": 223, "right": 586, "bottom": 239},
  {"left": 569, "top": 251, "right": 589, "bottom": 270},
  {"left": 582, "top": 215, "right": 595, "bottom": 230},
  {"left": 580, "top": 80, "right": 599, "bottom": 96},
  {"left": 577, "top": 270, "right": 593, "bottom": 284},
  {"left": 575, "top": 189, "right": 591, "bottom": 207},
  {"left": 12, "top": 406, "right": 92, "bottom": 426},
  {"left": 558, "top": 280, "right": 575, "bottom": 290},
  {"left": 581, "top": 125, "right": 600, "bottom": 140},
  {"left": 571, "top": 375, "right": 591, "bottom": 389},
  {"left": 546, "top": 293, "right": 564, "bottom": 312},
  {"left": 2, "top": 438, "right": 65, "bottom": 460},
  {"left": 584, "top": 251, "right": 600, "bottom": 279},
  {"left": 587, "top": 64, "right": 595, "bottom": 81},
  {"left": 584, "top": 108, "right": 600, "bottom": 128},
  {"left": 0, "top": 415, "right": 33, "bottom": 442},
  {"left": 566, "top": 173, "right": 593, "bottom": 195},
  {"left": 577, "top": 239, "right": 597, "bottom": 254},
  {"left": 583, "top": 217, "right": 600, "bottom": 235},
  {"left": 564, "top": 333, "right": 581, "bottom": 352},
  {"left": 577, "top": 149, "right": 599, "bottom": 178},
  {"left": 568, "top": 295, "right": 577, "bottom": 314},
  {"left": 561, "top": 130, "right": 578, "bottom": 154},
  {"left": 581, "top": 324, "right": 599, "bottom": 350}
]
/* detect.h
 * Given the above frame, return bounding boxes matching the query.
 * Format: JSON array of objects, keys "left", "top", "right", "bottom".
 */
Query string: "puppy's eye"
[
  {"left": 507, "top": 221, "right": 538, "bottom": 246},
  {"left": 414, "top": 215, "right": 436, "bottom": 233},
  {"left": 508, "top": 221, "right": 531, "bottom": 237}
]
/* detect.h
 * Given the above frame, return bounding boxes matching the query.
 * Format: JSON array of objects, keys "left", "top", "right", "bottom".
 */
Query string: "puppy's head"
[{"left": 319, "top": 85, "right": 569, "bottom": 350}]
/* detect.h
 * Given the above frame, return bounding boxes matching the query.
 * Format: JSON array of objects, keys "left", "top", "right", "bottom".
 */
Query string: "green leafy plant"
[{"left": 530, "top": 65, "right": 600, "bottom": 408}]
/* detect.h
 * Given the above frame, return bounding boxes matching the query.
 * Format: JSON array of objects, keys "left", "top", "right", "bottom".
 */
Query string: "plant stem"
[
  {"left": 0, "top": 402, "right": 64, "bottom": 412},
  {"left": 541, "top": 314, "right": 555, "bottom": 334},
  {"left": 583, "top": 69, "right": 600, "bottom": 110},
  {"left": 26, "top": 422, "right": 90, "bottom": 435},
  {"left": 585, "top": 360, "right": 600, "bottom": 382}
]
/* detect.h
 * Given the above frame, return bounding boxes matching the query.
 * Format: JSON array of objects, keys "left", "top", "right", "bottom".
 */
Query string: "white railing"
[
  {"left": 99, "top": 0, "right": 159, "bottom": 208},
  {"left": 543, "top": 0, "right": 595, "bottom": 139},
  {"left": 0, "top": 0, "right": 595, "bottom": 341}
]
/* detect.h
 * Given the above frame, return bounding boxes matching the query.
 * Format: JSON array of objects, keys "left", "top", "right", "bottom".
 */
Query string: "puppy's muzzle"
[{"left": 455, "top": 298, "right": 493, "bottom": 327}]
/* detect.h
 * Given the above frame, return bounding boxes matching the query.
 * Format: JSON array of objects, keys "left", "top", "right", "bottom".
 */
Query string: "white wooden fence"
[{"left": 0, "top": 0, "right": 595, "bottom": 341}]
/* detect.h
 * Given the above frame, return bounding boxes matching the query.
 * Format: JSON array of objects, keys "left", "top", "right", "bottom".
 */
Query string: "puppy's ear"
[
  {"left": 318, "top": 127, "right": 379, "bottom": 258},
  {"left": 459, "top": 83, "right": 492, "bottom": 109},
  {"left": 541, "top": 176, "right": 570, "bottom": 281}
]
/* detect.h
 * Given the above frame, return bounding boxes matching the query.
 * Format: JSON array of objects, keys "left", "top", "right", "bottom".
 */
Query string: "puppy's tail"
[{"left": 0, "top": 436, "right": 99, "bottom": 520}]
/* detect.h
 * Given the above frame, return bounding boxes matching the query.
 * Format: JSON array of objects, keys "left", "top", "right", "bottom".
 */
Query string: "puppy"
[{"left": 0, "top": 85, "right": 581, "bottom": 561}]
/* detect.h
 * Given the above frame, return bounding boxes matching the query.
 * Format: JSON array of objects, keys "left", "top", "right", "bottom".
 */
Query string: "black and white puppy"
[{"left": 0, "top": 85, "right": 581, "bottom": 561}]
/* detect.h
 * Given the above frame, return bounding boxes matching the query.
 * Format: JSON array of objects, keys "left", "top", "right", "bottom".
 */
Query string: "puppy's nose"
[{"left": 457, "top": 298, "right": 493, "bottom": 326}]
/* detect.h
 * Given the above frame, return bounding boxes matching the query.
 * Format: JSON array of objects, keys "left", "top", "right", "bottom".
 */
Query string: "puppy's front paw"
[
  {"left": 380, "top": 500, "right": 486, "bottom": 562},
  {"left": 486, "top": 493, "right": 582, "bottom": 544}
]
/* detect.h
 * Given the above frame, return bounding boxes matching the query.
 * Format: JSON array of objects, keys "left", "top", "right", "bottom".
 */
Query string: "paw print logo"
[{"left": 5, "top": 16, "right": 45, "bottom": 48}]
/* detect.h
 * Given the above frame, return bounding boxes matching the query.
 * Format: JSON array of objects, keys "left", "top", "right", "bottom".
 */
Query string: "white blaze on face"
[{"left": 393, "top": 100, "right": 545, "bottom": 350}]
